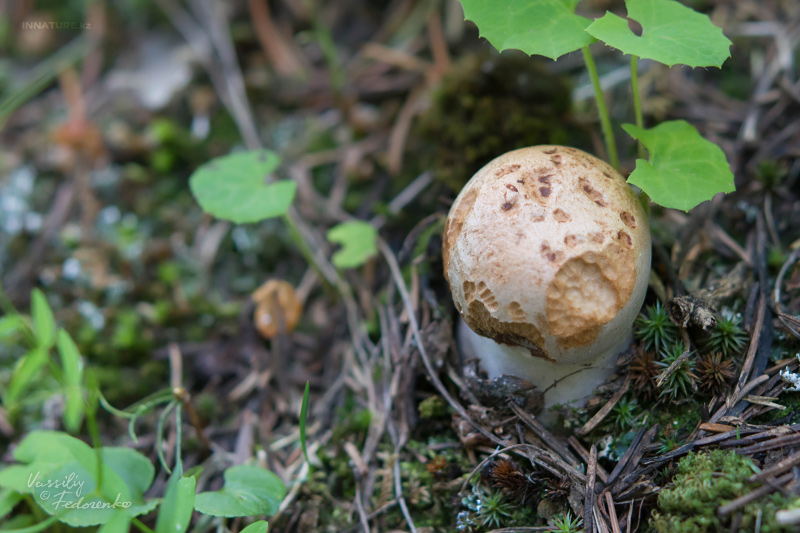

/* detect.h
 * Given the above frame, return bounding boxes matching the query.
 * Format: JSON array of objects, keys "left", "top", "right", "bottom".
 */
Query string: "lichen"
[{"left": 780, "top": 354, "right": 800, "bottom": 391}]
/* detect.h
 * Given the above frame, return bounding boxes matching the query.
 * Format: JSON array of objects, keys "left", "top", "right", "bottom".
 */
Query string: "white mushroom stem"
[{"left": 457, "top": 317, "right": 630, "bottom": 409}]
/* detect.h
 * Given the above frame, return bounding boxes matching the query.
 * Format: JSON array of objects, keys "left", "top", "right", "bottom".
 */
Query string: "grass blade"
[{"left": 299, "top": 381, "right": 310, "bottom": 463}]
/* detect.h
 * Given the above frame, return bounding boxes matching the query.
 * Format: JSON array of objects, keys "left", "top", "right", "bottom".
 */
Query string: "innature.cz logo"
[{"left": 21, "top": 21, "right": 91, "bottom": 30}]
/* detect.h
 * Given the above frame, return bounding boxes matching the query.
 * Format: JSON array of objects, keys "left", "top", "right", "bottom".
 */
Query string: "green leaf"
[
  {"left": 31, "top": 289, "right": 56, "bottom": 349},
  {"left": 586, "top": 0, "right": 731, "bottom": 67},
  {"left": 0, "top": 431, "right": 157, "bottom": 527},
  {"left": 56, "top": 330, "right": 82, "bottom": 385},
  {"left": 459, "top": 0, "right": 594, "bottom": 60},
  {"left": 99, "top": 447, "right": 156, "bottom": 503},
  {"left": 622, "top": 120, "right": 735, "bottom": 211},
  {"left": 299, "top": 381, "right": 310, "bottom": 464},
  {"left": 0, "top": 515, "right": 58, "bottom": 532},
  {"left": 189, "top": 150, "right": 296, "bottom": 224},
  {"left": 240, "top": 521, "right": 269, "bottom": 533},
  {"left": 0, "top": 314, "right": 25, "bottom": 342},
  {"left": 155, "top": 467, "right": 196, "bottom": 533},
  {"left": 97, "top": 511, "right": 131, "bottom": 533},
  {"left": 5, "top": 349, "right": 48, "bottom": 406},
  {"left": 0, "top": 488, "right": 22, "bottom": 518},
  {"left": 194, "top": 465, "right": 286, "bottom": 518},
  {"left": 327, "top": 221, "right": 378, "bottom": 269},
  {"left": 56, "top": 330, "right": 84, "bottom": 433}
]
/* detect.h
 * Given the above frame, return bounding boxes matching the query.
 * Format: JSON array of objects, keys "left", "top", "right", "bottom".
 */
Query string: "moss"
[
  {"left": 194, "top": 392, "right": 222, "bottom": 423},
  {"left": 412, "top": 50, "right": 585, "bottom": 192},
  {"left": 418, "top": 395, "right": 449, "bottom": 419},
  {"left": 651, "top": 399, "right": 703, "bottom": 433},
  {"left": 756, "top": 159, "right": 789, "bottom": 190},
  {"left": 650, "top": 449, "right": 793, "bottom": 532},
  {"left": 457, "top": 487, "right": 537, "bottom": 531},
  {"left": 754, "top": 393, "right": 800, "bottom": 425},
  {"left": 92, "top": 364, "right": 165, "bottom": 405},
  {"left": 111, "top": 309, "right": 147, "bottom": 350},
  {"left": 332, "top": 397, "right": 372, "bottom": 443},
  {"left": 584, "top": 395, "right": 703, "bottom": 458}
]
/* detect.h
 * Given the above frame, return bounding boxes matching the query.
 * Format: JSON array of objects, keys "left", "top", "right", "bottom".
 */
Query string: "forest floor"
[{"left": 2, "top": 0, "right": 800, "bottom": 532}]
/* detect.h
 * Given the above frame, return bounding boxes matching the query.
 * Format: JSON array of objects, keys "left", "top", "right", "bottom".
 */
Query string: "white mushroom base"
[{"left": 457, "top": 318, "right": 628, "bottom": 411}]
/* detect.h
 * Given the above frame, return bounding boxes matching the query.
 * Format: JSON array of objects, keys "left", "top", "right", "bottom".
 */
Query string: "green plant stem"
[
  {"left": 631, "top": 55, "right": 646, "bottom": 159},
  {"left": 302, "top": 0, "right": 344, "bottom": 95},
  {"left": 157, "top": 400, "right": 178, "bottom": 474},
  {"left": 86, "top": 383, "right": 104, "bottom": 494},
  {"left": 97, "top": 388, "right": 172, "bottom": 419},
  {"left": 629, "top": 55, "right": 651, "bottom": 214},
  {"left": 638, "top": 189, "right": 651, "bottom": 215},
  {"left": 582, "top": 46, "right": 619, "bottom": 170},
  {"left": 131, "top": 517, "right": 157, "bottom": 533},
  {"left": 281, "top": 214, "right": 335, "bottom": 294},
  {"left": 174, "top": 398, "right": 183, "bottom": 474}
]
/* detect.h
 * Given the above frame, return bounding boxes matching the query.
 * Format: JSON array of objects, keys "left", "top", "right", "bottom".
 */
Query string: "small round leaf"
[
  {"left": 194, "top": 465, "right": 286, "bottom": 518},
  {"left": 189, "top": 150, "right": 296, "bottom": 224},
  {"left": 327, "top": 221, "right": 378, "bottom": 269},
  {"left": 623, "top": 120, "right": 735, "bottom": 211}
]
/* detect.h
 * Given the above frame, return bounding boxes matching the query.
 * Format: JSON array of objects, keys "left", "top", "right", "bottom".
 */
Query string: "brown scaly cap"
[{"left": 444, "top": 146, "right": 651, "bottom": 365}]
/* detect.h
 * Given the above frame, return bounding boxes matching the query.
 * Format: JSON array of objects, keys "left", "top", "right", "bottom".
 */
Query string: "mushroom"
[
  {"left": 252, "top": 279, "right": 303, "bottom": 339},
  {"left": 443, "top": 146, "right": 651, "bottom": 410}
]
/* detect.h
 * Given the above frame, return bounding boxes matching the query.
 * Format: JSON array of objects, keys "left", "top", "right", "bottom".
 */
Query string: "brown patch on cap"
[
  {"left": 465, "top": 297, "right": 552, "bottom": 361},
  {"left": 507, "top": 301, "right": 527, "bottom": 322},
  {"left": 557, "top": 324, "right": 603, "bottom": 349},
  {"left": 463, "top": 280, "right": 476, "bottom": 302},
  {"left": 553, "top": 208, "right": 571, "bottom": 222},
  {"left": 617, "top": 230, "right": 633, "bottom": 249},
  {"left": 579, "top": 177, "right": 608, "bottom": 207},
  {"left": 540, "top": 242, "right": 564, "bottom": 263},
  {"left": 518, "top": 169, "right": 556, "bottom": 204},
  {"left": 620, "top": 211, "right": 637, "bottom": 229},
  {"left": 475, "top": 280, "right": 498, "bottom": 312},
  {"left": 495, "top": 164, "right": 521, "bottom": 178},
  {"left": 545, "top": 243, "right": 636, "bottom": 349},
  {"left": 589, "top": 232, "right": 605, "bottom": 244},
  {"left": 564, "top": 234, "right": 585, "bottom": 247}
]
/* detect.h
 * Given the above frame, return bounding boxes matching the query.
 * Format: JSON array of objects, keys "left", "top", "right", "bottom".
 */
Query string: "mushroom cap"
[
  {"left": 444, "top": 146, "right": 651, "bottom": 366},
  {"left": 252, "top": 279, "right": 303, "bottom": 339}
]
